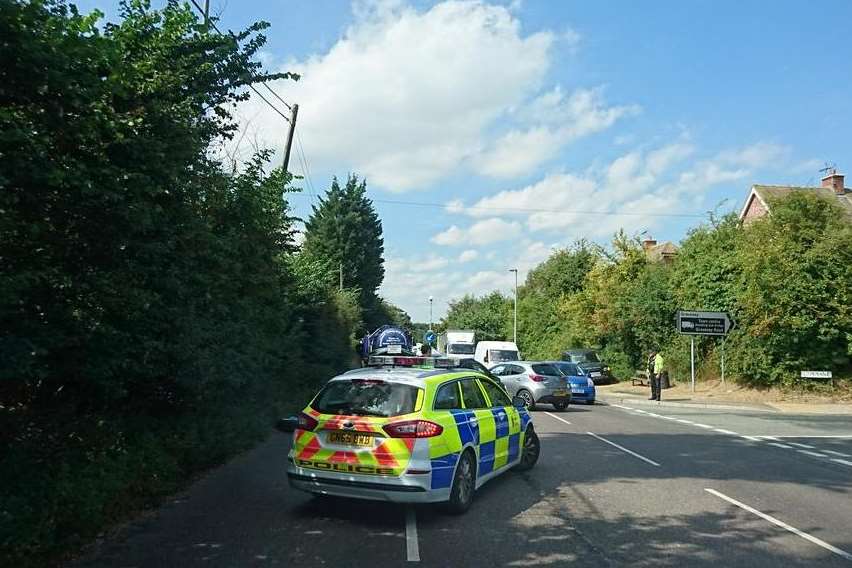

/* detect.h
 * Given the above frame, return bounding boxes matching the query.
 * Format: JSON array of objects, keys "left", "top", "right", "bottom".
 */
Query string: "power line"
[
  {"left": 188, "top": 0, "right": 292, "bottom": 121},
  {"left": 295, "top": 130, "right": 317, "bottom": 204},
  {"left": 291, "top": 195, "right": 709, "bottom": 219}
]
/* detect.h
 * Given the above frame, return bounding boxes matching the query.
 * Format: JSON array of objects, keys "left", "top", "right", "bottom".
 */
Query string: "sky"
[{"left": 77, "top": 0, "right": 852, "bottom": 322}]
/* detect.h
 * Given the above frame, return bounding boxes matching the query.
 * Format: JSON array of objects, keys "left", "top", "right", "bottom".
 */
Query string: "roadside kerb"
[{"left": 596, "top": 393, "right": 779, "bottom": 413}]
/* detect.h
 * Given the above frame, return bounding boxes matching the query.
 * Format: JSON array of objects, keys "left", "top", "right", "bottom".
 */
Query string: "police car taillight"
[
  {"left": 383, "top": 420, "right": 443, "bottom": 438},
  {"left": 298, "top": 413, "right": 318, "bottom": 431}
]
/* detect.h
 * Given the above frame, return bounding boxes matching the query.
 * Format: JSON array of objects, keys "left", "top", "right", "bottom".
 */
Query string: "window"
[
  {"left": 480, "top": 379, "right": 511, "bottom": 407},
  {"left": 448, "top": 343, "right": 475, "bottom": 355},
  {"left": 488, "top": 349, "right": 519, "bottom": 363},
  {"left": 532, "top": 363, "right": 560, "bottom": 376},
  {"left": 556, "top": 362, "right": 580, "bottom": 376},
  {"left": 505, "top": 364, "right": 524, "bottom": 375},
  {"left": 312, "top": 379, "right": 420, "bottom": 417},
  {"left": 434, "top": 382, "right": 462, "bottom": 410},
  {"left": 490, "top": 365, "right": 506, "bottom": 376},
  {"left": 459, "top": 378, "right": 487, "bottom": 409}
]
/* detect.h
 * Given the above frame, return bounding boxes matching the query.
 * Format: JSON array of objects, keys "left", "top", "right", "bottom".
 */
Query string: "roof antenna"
[{"left": 819, "top": 162, "right": 837, "bottom": 177}]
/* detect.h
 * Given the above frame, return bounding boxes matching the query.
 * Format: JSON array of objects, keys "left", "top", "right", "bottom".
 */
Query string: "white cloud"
[
  {"left": 239, "top": 0, "right": 555, "bottom": 191},
  {"left": 446, "top": 141, "right": 783, "bottom": 240},
  {"left": 459, "top": 249, "right": 479, "bottom": 263},
  {"left": 431, "top": 218, "right": 522, "bottom": 246},
  {"left": 445, "top": 199, "right": 465, "bottom": 214},
  {"left": 474, "top": 88, "right": 639, "bottom": 178}
]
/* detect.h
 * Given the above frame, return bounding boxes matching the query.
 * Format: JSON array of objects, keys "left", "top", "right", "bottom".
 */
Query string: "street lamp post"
[
  {"left": 508, "top": 268, "right": 518, "bottom": 344},
  {"left": 428, "top": 296, "right": 433, "bottom": 331}
]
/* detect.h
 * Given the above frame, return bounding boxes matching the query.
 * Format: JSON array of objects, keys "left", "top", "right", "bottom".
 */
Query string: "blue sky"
[{"left": 78, "top": 0, "right": 852, "bottom": 322}]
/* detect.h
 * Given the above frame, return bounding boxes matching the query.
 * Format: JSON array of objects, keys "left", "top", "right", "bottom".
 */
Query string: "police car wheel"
[
  {"left": 447, "top": 450, "right": 476, "bottom": 514},
  {"left": 515, "top": 427, "right": 540, "bottom": 472},
  {"left": 518, "top": 389, "right": 535, "bottom": 410}
]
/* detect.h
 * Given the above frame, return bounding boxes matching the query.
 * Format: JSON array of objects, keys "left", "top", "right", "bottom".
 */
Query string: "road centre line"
[
  {"left": 586, "top": 432, "right": 661, "bottom": 467},
  {"left": 405, "top": 507, "right": 419, "bottom": 562},
  {"left": 704, "top": 488, "right": 852, "bottom": 562},
  {"left": 544, "top": 412, "right": 572, "bottom": 426}
]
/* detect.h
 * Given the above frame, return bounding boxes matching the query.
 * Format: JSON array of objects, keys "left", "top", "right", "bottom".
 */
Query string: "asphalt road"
[{"left": 73, "top": 402, "right": 852, "bottom": 567}]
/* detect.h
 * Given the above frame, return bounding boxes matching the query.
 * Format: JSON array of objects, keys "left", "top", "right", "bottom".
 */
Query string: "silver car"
[{"left": 488, "top": 361, "right": 571, "bottom": 411}]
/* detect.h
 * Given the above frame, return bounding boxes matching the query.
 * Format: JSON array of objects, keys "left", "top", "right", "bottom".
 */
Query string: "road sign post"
[{"left": 676, "top": 310, "right": 734, "bottom": 392}]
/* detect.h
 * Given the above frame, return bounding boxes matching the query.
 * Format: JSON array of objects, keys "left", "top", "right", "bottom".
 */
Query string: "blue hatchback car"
[{"left": 549, "top": 361, "right": 596, "bottom": 404}]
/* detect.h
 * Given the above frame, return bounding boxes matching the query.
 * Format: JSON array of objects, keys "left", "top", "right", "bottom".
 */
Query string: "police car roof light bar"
[{"left": 367, "top": 356, "right": 458, "bottom": 368}]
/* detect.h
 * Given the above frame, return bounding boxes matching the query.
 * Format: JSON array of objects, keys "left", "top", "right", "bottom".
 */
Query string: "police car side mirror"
[
  {"left": 276, "top": 416, "right": 299, "bottom": 433},
  {"left": 512, "top": 396, "right": 526, "bottom": 409}
]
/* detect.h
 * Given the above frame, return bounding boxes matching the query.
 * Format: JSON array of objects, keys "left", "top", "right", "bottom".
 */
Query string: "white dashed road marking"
[
  {"left": 544, "top": 412, "right": 571, "bottom": 426},
  {"left": 586, "top": 432, "right": 661, "bottom": 467},
  {"left": 705, "top": 488, "right": 852, "bottom": 562},
  {"left": 788, "top": 442, "right": 816, "bottom": 449},
  {"left": 824, "top": 450, "right": 852, "bottom": 458},
  {"left": 830, "top": 458, "right": 852, "bottom": 468},
  {"left": 769, "top": 442, "right": 794, "bottom": 449}
]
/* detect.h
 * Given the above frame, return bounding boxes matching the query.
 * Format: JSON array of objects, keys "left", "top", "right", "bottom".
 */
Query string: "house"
[
  {"left": 642, "top": 237, "right": 678, "bottom": 264},
  {"left": 739, "top": 169, "right": 852, "bottom": 224}
]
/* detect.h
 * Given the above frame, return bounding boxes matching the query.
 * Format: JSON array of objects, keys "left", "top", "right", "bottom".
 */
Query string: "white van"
[
  {"left": 438, "top": 330, "right": 476, "bottom": 358},
  {"left": 474, "top": 341, "right": 521, "bottom": 366}
]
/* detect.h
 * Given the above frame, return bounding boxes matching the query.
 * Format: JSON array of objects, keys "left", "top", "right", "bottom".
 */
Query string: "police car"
[{"left": 277, "top": 355, "right": 540, "bottom": 513}]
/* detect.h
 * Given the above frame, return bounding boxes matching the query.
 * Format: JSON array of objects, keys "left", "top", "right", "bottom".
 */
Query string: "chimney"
[
  {"left": 821, "top": 171, "right": 845, "bottom": 195},
  {"left": 642, "top": 237, "right": 657, "bottom": 252}
]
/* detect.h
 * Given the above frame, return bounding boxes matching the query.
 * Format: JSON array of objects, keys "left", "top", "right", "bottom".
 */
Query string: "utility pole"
[
  {"left": 509, "top": 268, "right": 518, "bottom": 344},
  {"left": 203, "top": 0, "right": 210, "bottom": 30},
  {"left": 282, "top": 103, "right": 299, "bottom": 173}
]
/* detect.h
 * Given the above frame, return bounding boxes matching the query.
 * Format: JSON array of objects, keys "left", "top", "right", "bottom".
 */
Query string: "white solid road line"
[
  {"left": 586, "top": 432, "right": 661, "bottom": 467},
  {"left": 405, "top": 507, "right": 420, "bottom": 562},
  {"left": 796, "top": 449, "right": 828, "bottom": 458},
  {"left": 824, "top": 450, "right": 852, "bottom": 458},
  {"left": 704, "top": 488, "right": 852, "bottom": 562},
  {"left": 544, "top": 412, "right": 572, "bottom": 426}
]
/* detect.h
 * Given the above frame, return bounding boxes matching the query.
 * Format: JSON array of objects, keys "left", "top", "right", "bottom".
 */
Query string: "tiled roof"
[{"left": 750, "top": 185, "right": 852, "bottom": 219}]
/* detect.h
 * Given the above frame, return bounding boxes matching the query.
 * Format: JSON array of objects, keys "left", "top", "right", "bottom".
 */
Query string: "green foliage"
[
  {"left": 728, "top": 193, "right": 852, "bottom": 385},
  {"left": 0, "top": 2, "right": 355, "bottom": 565},
  {"left": 443, "top": 292, "right": 512, "bottom": 342},
  {"left": 516, "top": 242, "right": 600, "bottom": 359},
  {"left": 302, "top": 175, "right": 386, "bottom": 330}
]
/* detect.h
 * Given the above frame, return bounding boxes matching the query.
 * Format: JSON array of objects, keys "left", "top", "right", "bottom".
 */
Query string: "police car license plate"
[{"left": 328, "top": 431, "right": 373, "bottom": 447}]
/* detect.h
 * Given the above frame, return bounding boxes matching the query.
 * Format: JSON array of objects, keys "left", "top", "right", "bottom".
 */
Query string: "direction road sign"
[
  {"left": 677, "top": 310, "right": 734, "bottom": 336},
  {"left": 424, "top": 330, "right": 436, "bottom": 345}
]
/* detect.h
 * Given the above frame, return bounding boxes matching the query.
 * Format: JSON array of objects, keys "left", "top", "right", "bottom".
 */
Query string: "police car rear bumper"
[{"left": 287, "top": 464, "right": 450, "bottom": 503}]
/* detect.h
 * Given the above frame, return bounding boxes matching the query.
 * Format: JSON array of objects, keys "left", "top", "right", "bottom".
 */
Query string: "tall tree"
[{"left": 302, "top": 175, "right": 385, "bottom": 327}]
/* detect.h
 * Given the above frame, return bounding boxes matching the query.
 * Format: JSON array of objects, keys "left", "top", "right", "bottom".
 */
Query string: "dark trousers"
[{"left": 650, "top": 373, "right": 661, "bottom": 400}]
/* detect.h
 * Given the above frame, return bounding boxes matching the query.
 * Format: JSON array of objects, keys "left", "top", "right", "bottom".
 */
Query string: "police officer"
[{"left": 647, "top": 350, "right": 659, "bottom": 401}]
